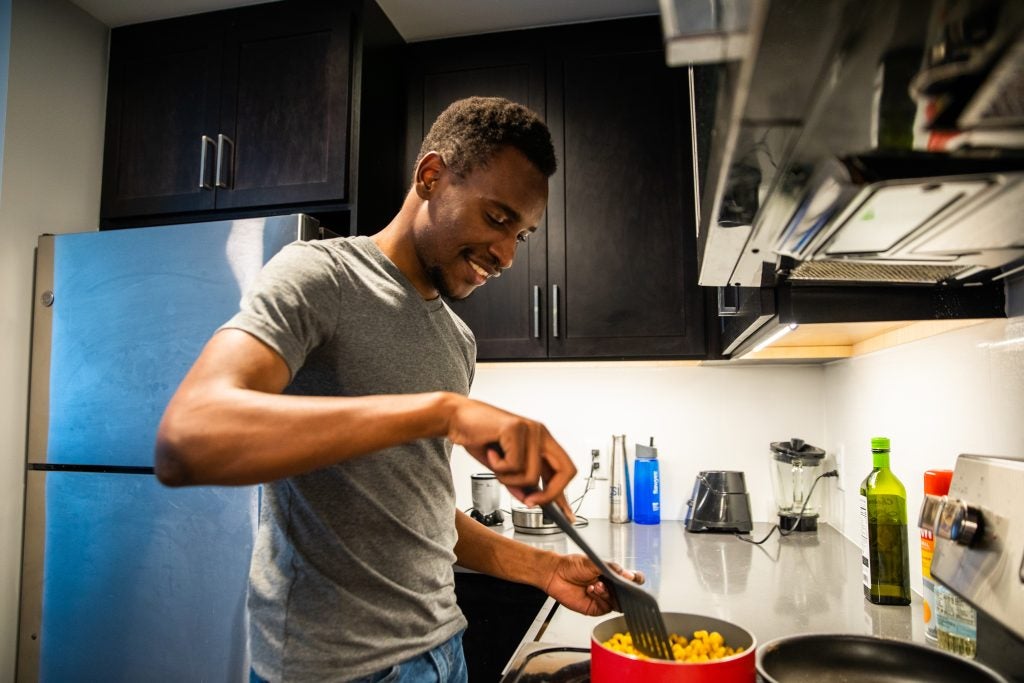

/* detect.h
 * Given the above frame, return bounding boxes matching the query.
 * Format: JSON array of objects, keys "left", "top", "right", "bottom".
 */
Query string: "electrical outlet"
[
  {"left": 589, "top": 448, "right": 606, "bottom": 480},
  {"left": 835, "top": 444, "right": 845, "bottom": 491}
]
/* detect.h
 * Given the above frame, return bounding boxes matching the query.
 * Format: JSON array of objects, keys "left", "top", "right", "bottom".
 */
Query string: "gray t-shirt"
[{"left": 221, "top": 236, "right": 476, "bottom": 682}]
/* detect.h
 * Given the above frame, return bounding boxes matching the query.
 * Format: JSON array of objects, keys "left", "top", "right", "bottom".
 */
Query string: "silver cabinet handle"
[
  {"left": 552, "top": 284, "right": 560, "bottom": 338},
  {"left": 532, "top": 285, "right": 541, "bottom": 339},
  {"left": 215, "top": 134, "right": 234, "bottom": 189},
  {"left": 199, "top": 135, "right": 216, "bottom": 190},
  {"left": 717, "top": 285, "right": 741, "bottom": 317}
]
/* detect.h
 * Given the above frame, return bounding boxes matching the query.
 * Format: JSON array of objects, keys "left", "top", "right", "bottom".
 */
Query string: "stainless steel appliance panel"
[
  {"left": 35, "top": 215, "right": 311, "bottom": 467},
  {"left": 24, "top": 470, "right": 257, "bottom": 682}
]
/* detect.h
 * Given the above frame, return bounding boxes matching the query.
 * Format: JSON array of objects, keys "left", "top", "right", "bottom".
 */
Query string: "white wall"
[
  {"left": 458, "top": 312, "right": 1024, "bottom": 603},
  {"left": 456, "top": 362, "right": 826, "bottom": 525},
  {"left": 822, "top": 316, "right": 1024, "bottom": 597},
  {"left": 0, "top": 0, "right": 107, "bottom": 676}
]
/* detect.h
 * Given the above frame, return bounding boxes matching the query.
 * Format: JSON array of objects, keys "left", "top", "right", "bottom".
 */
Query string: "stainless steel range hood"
[{"left": 660, "top": 0, "right": 1024, "bottom": 357}]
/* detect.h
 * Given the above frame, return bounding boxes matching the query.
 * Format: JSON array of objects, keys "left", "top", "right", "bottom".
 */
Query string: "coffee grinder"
[
  {"left": 470, "top": 473, "right": 504, "bottom": 527},
  {"left": 769, "top": 438, "right": 825, "bottom": 531}
]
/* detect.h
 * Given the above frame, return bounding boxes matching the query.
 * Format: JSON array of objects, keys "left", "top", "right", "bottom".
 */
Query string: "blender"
[
  {"left": 470, "top": 473, "right": 504, "bottom": 527},
  {"left": 769, "top": 438, "right": 825, "bottom": 531}
]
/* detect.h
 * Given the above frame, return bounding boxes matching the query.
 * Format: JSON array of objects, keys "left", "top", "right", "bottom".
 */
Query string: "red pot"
[{"left": 591, "top": 612, "right": 757, "bottom": 683}]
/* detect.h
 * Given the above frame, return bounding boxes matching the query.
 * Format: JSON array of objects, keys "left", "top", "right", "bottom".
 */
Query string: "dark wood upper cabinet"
[
  {"left": 403, "top": 35, "right": 549, "bottom": 359},
  {"left": 215, "top": 3, "right": 350, "bottom": 209},
  {"left": 546, "top": 20, "right": 705, "bottom": 358},
  {"left": 101, "top": 1, "right": 355, "bottom": 222},
  {"left": 101, "top": 15, "right": 222, "bottom": 217},
  {"left": 405, "top": 18, "right": 708, "bottom": 360}
]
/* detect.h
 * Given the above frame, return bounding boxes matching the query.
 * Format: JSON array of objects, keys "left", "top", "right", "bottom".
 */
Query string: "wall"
[
  {"left": 458, "top": 309, "right": 1024, "bottom": 603},
  {"left": 823, "top": 315, "right": 1024, "bottom": 597},
  {"left": 0, "top": 0, "right": 107, "bottom": 676},
  {"left": 456, "top": 362, "right": 826, "bottom": 525}
]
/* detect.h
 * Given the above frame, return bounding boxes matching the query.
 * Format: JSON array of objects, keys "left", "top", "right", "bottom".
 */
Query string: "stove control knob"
[{"left": 935, "top": 498, "right": 983, "bottom": 547}]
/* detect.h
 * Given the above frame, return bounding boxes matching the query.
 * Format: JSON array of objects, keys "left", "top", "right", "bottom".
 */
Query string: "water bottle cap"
[{"left": 635, "top": 441, "right": 658, "bottom": 459}]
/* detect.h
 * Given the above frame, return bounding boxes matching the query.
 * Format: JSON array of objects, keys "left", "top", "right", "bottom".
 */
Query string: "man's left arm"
[{"left": 453, "top": 509, "right": 643, "bottom": 616}]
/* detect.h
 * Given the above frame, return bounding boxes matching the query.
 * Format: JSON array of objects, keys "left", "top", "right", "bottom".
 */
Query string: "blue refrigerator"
[{"left": 17, "top": 214, "right": 323, "bottom": 681}]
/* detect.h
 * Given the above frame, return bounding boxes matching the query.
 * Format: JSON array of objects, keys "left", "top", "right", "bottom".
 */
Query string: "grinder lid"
[{"left": 771, "top": 437, "right": 825, "bottom": 463}]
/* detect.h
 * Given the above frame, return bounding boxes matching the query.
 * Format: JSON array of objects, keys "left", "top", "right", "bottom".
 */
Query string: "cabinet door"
[
  {"left": 547, "top": 19, "right": 706, "bottom": 358},
  {"left": 101, "top": 16, "right": 222, "bottom": 218},
  {"left": 406, "top": 35, "right": 548, "bottom": 360},
  {"left": 214, "top": 1, "right": 351, "bottom": 209}
]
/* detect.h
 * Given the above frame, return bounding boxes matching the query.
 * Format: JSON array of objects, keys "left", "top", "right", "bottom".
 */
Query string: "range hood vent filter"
[{"left": 787, "top": 261, "right": 971, "bottom": 284}]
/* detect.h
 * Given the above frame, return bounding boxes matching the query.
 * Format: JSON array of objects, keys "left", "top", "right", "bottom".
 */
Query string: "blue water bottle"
[{"left": 633, "top": 438, "right": 660, "bottom": 525}]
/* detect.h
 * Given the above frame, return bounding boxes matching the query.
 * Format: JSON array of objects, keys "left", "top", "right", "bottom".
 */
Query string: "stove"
[
  {"left": 920, "top": 453, "right": 1024, "bottom": 681},
  {"left": 500, "top": 644, "right": 590, "bottom": 682}
]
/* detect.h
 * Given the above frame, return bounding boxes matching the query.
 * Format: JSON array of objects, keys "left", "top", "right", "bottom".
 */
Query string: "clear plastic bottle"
[
  {"left": 935, "top": 584, "right": 977, "bottom": 658},
  {"left": 930, "top": 468, "right": 978, "bottom": 658},
  {"left": 633, "top": 438, "right": 660, "bottom": 525},
  {"left": 859, "top": 437, "right": 911, "bottom": 605}
]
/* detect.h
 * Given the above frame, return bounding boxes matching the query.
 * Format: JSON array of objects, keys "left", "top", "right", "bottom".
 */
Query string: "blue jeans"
[{"left": 250, "top": 630, "right": 468, "bottom": 683}]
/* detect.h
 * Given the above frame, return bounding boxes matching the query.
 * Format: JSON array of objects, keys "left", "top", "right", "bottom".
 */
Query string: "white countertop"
[{"left": 492, "top": 518, "right": 925, "bottom": 653}]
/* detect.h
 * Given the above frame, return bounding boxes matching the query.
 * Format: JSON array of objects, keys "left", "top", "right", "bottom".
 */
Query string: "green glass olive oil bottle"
[{"left": 860, "top": 437, "right": 911, "bottom": 605}]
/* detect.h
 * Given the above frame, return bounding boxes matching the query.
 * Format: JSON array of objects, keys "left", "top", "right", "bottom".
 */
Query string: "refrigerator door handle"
[{"left": 215, "top": 134, "right": 234, "bottom": 189}]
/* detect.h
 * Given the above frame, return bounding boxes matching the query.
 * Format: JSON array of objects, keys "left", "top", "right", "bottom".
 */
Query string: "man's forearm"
[
  {"left": 453, "top": 509, "right": 559, "bottom": 590},
  {"left": 157, "top": 388, "right": 456, "bottom": 486}
]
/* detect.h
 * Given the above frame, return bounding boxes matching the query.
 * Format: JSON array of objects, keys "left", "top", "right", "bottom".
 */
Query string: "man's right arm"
[{"left": 154, "top": 328, "right": 577, "bottom": 511}]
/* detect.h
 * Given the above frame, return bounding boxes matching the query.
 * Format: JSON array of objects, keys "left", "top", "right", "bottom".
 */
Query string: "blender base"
[
  {"left": 471, "top": 509, "right": 505, "bottom": 527},
  {"left": 779, "top": 513, "right": 818, "bottom": 532}
]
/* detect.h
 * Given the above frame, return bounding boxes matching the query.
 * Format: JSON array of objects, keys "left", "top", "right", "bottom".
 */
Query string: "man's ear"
[{"left": 414, "top": 151, "right": 446, "bottom": 200}]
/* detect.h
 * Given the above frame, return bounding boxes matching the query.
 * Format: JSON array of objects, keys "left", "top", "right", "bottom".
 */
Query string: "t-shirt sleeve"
[{"left": 219, "top": 241, "right": 339, "bottom": 380}]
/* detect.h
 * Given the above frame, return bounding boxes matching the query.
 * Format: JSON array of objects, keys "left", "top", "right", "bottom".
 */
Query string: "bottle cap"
[
  {"left": 924, "top": 469, "right": 953, "bottom": 496},
  {"left": 871, "top": 437, "right": 891, "bottom": 452},
  {"left": 635, "top": 438, "right": 658, "bottom": 459}
]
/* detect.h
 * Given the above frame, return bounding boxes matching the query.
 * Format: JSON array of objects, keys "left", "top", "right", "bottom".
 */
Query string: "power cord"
[
  {"left": 734, "top": 470, "right": 839, "bottom": 545},
  {"left": 482, "top": 453, "right": 602, "bottom": 524}
]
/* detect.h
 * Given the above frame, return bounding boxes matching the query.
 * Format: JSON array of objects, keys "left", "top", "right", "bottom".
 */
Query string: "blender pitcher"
[{"left": 769, "top": 438, "right": 825, "bottom": 531}]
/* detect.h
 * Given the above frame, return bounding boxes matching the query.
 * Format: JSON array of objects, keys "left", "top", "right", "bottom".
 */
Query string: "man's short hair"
[{"left": 416, "top": 96, "right": 557, "bottom": 180}]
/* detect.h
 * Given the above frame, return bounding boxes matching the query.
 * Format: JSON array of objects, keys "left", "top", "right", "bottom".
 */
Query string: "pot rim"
[{"left": 591, "top": 612, "right": 758, "bottom": 666}]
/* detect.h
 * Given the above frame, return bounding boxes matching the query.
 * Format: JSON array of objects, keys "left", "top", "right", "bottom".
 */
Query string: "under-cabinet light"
[{"left": 743, "top": 323, "right": 799, "bottom": 357}]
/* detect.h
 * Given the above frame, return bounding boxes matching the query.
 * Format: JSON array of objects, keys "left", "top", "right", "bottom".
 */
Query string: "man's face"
[{"left": 412, "top": 146, "right": 549, "bottom": 300}]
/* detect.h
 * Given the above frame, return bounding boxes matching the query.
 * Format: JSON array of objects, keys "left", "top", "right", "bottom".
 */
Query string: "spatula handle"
[
  {"left": 536, "top": 501, "right": 614, "bottom": 575},
  {"left": 483, "top": 442, "right": 617, "bottom": 577}
]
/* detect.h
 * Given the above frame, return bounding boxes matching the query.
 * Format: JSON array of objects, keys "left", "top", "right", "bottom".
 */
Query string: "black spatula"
[
  {"left": 533, "top": 497, "right": 673, "bottom": 660},
  {"left": 486, "top": 442, "right": 672, "bottom": 658}
]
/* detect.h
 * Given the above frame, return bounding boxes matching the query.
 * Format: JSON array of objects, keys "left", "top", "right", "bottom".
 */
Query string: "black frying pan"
[{"left": 756, "top": 634, "right": 1009, "bottom": 682}]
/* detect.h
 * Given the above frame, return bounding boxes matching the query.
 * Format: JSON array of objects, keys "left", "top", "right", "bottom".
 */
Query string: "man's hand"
[
  {"left": 445, "top": 396, "right": 576, "bottom": 516},
  {"left": 543, "top": 554, "right": 645, "bottom": 617}
]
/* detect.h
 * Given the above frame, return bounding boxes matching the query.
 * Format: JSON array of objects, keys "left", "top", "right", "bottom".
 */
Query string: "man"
[{"left": 155, "top": 97, "right": 641, "bottom": 682}]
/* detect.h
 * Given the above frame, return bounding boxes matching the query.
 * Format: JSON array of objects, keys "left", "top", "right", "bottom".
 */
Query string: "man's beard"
[{"left": 427, "top": 265, "right": 463, "bottom": 300}]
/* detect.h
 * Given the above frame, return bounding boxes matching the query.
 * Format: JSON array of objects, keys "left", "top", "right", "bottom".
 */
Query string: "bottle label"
[
  {"left": 862, "top": 494, "right": 910, "bottom": 600},
  {"left": 935, "top": 586, "right": 977, "bottom": 633},
  {"left": 920, "top": 531, "right": 934, "bottom": 580},
  {"left": 935, "top": 584, "right": 978, "bottom": 659},
  {"left": 860, "top": 495, "right": 870, "bottom": 589},
  {"left": 921, "top": 528, "right": 937, "bottom": 637}
]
